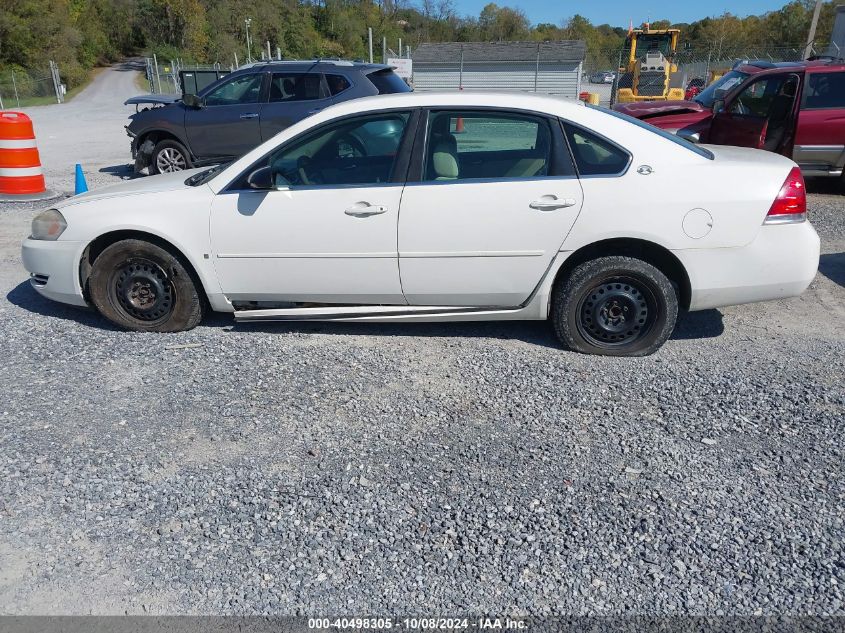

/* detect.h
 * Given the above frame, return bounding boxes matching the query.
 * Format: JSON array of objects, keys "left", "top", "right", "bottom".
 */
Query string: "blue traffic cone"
[{"left": 74, "top": 163, "right": 88, "bottom": 195}]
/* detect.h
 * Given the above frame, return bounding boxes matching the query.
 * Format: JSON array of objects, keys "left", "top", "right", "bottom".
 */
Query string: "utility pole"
[
  {"left": 804, "top": 0, "right": 823, "bottom": 59},
  {"left": 383, "top": 36, "right": 387, "bottom": 63},
  {"left": 245, "top": 18, "right": 253, "bottom": 63},
  {"left": 368, "top": 28, "right": 374, "bottom": 64}
]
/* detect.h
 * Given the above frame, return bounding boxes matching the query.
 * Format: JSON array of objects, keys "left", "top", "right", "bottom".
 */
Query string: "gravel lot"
[{"left": 0, "top": 66, "right": 843, "bottom": 617}]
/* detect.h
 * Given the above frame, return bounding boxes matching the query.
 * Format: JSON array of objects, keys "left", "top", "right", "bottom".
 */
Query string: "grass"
[
  {"left": 1, "top": 67, "right": 105, "bottom": 108},
  {"left": 134, "top": 71, "right": 151, "bottom": 94}
]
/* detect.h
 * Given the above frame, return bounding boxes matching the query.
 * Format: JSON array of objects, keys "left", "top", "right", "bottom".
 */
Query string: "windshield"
[
  {"left": 185, "top": 162, "right": 231, "bottom": 187},
  {"left": 693, "top": 70, "right": 749, "bottom": 107}
]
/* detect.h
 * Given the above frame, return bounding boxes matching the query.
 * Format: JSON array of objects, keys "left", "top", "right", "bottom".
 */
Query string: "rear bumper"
[
  {"left": 21, "top": 238, "right": 88, "bottom": 307},
  {"left": 677, "top": 221, "right": 820, "bottom": 311}
]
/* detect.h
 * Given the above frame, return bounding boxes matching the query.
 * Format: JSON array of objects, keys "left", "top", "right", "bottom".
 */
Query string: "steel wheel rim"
[
  {"left": 109, "top": 258, "right": 175, "bottom": 323},
  {"left": 576, "top": 276, "right": 658, "bottom": 349},
  {"left": 156, "top": 147, "right": 186, "bottom": 172}
]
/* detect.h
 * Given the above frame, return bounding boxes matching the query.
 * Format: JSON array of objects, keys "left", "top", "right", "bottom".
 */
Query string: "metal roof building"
[{"left": 411, "top": 41, "right": 587, "bottom": 98}]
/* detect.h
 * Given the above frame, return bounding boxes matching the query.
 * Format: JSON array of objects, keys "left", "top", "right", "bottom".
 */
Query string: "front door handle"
[
  {"left": 345, "top": 202, "right": 387, "bottom": 217},
  {"left": 240, "top": 113, "right": 259, "bottom": 119},
  {"left": 529, "top": 195, "right": 577, "bottom": 211},
  {"left": 307, "top": 108, "right": 322, "bottom": 115}
]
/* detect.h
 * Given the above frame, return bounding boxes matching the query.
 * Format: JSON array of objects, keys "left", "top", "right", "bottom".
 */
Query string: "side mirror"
[
  {"left": 712, "top": 98, "right": 725, "bottom": 114},
  {"left": 246, "top": 166, "right": 289, "bottom": 191},
  {"left": 182, "top": 93, "right": 203, "bottom": 109},
  {"left": 677, "top": 128, "right": 701, "bottom": 143}
]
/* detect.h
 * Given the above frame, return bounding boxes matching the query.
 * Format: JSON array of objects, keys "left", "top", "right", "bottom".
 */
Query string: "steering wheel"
[
  {"left": 337, "top": 133, "right": 367, "bottom": 158},
  {"left": 731, "top": 100, "right": 749, "bottom": 115}
]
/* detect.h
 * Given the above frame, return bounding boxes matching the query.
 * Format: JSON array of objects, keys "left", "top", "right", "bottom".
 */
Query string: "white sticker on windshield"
[{"left": 719, "top": 77, "right": 742, "bottom": 91}]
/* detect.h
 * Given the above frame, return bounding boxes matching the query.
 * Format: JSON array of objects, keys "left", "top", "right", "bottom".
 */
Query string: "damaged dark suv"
[{"left": 125, "top": 60, "right": 411, "bottom": 174}]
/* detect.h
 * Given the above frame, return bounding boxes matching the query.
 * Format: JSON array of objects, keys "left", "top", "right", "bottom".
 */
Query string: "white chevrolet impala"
[{"left": 22, "top": 92, "right": 820, "bottom": 356}]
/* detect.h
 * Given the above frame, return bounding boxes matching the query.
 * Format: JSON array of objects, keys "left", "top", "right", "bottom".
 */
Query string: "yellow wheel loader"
[{"left": 616, "top": 28, "right": 686, "bottom": 103}]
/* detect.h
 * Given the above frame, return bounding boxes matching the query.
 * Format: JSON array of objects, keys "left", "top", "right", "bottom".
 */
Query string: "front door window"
[
  {"left": 261, "top": 113, "right": 410, "bottom": 187},
  {"left": 203, "top": 74, "right": 264, "bottom": 106}
]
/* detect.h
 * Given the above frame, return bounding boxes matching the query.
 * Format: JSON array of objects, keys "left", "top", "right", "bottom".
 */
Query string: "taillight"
[{"left": 765, "top": 166, "right": 806, "bottom": 224}]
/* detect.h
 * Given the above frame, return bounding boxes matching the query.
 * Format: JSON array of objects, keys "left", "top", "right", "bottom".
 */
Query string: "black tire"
[
  {"left": 551, "top": 256, "right": 678, "bottom": 357},
  {"left": 150, "top": 139, "right": 192, "bottom": 174},
  {"left": 88, "top": 239, "right": 205, "bottom": 332}
]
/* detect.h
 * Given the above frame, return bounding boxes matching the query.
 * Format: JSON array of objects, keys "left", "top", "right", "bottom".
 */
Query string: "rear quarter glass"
[{"left": 367, "top": 69, "right": 412, "bottom": 94}]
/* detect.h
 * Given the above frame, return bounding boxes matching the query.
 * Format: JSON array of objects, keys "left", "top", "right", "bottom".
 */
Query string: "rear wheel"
[
  {"left": 552, "top": 256, "right": 678, "bottom": 356},
  {"left": 150, "top": 139, "right": 192, "bottom": 174},
  {"left": 88, "top": 239, "right": 205, "bottom": 332}
]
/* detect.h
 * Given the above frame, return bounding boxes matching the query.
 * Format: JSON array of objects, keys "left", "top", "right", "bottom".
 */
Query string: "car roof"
[
  {"left": 737, "top": 58, "right": 845, "bottom": 74},
  {"left": 235, "top": 60, "right": 389, "bottom": 73},
  {"left": 319, "top": 90, "right": 588, "bottom": 116}
]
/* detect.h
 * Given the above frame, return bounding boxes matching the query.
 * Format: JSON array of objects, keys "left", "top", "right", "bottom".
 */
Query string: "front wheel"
[
  {"left": 150, "top": 139, "right": 192, "bottom": 174},
  {"left": 88, "top": 239, "right": 205, "bottom": 332},
  {"left": 552, "top": 256, "right": 678, "bottom": 356}
]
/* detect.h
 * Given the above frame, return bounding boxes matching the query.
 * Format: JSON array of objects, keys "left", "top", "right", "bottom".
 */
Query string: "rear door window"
[
  {"left": 268, "top": 73, "right": 325, "bottom": 102},
  {"left": 326, "top": 74, "right": 351, "bottom": 96},
  {"left": 803, "top": 72, "right": 845, "bottom": 110},
  {"left": 423, "top": 111, "right": 552, "bottom": 181}
]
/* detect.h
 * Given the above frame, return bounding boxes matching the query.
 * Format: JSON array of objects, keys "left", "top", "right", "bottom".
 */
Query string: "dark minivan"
[{"left": 125, "top": 60, "right": 411, "bottom": 174}]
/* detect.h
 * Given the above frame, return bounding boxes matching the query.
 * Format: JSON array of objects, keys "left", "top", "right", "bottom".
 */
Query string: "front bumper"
[
  {"left": 677, "top": 221, "right": 821, "bottom": 311},
  {"left": 21, "top": 238, "right": 88, "bottom": 307}
]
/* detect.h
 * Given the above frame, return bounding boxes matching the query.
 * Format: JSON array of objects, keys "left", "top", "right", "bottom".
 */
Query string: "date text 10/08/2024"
[{"left": 307, "top": 617, "right": 528, "bottom": 630}]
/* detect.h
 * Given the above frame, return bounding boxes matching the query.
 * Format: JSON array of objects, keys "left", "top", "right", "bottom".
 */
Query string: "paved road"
[{"left": 19, "top": 62, "right": 144, "bottom": 193}]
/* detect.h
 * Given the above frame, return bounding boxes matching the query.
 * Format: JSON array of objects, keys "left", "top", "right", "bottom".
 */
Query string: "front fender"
[{"left": 58, "top": 187, "right": 226, "bottom": 309}]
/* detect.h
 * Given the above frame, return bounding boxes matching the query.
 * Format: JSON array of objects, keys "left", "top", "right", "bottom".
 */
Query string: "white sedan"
[{"left": 21, "top": 92, "right": 820, "bottom": 356}]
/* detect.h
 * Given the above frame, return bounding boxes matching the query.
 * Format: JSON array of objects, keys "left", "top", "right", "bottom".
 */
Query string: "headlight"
[{"left": 31, "top": 209, "right": 67, "bottom": 241}]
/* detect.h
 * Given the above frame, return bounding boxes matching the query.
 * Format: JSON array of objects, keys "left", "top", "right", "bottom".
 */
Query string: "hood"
[
  {"left": 57, "top": 168, "right": 206, "bottom": 209},
  {"left": 124, "top": 94, "right": 180, "bottom": 106},
  {"left": 614, "top": 100, "right": 707, "bottom": 118}
]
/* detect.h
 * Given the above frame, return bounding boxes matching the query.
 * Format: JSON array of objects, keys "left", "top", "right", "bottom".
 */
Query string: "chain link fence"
[
  {"left": 582, "top": 42, "right": 834, "bottom": 106},
  {"left": 142, "top": 56, "right": 231, "bottom": 95},
  {"left": 0, "top": 62, "right": 64, "bottom": 109}
]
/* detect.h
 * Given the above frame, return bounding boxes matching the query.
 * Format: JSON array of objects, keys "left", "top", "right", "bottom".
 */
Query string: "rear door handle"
[
  {"left": 529, "top": 195, "right": 577, "bottom": 211},
  {"left": 307, "top": 108, "right": 322, "bottom": 115},
  {"left": 240, "top": 113, "right": 259, "bottom": 119},
  {"left": 345, "top": 202, "right": 387, "bottom": 217}
]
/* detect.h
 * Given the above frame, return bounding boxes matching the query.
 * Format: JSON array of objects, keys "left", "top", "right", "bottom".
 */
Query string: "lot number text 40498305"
[{"left": 307, "top": 617, "right": 528, "bottom": 630}]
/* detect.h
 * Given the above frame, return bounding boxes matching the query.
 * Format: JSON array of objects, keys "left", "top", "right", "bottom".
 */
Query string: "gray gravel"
[
  {"left": 0, "top": 70, "right": 843, "bottom": 615},
  {"left": 0, "top": 194, "right": 842, "bottom": 616}
]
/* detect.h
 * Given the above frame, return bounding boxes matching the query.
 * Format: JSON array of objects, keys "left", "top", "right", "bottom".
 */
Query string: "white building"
[{"left": 411, "top": 41, "right": 586, "bottom": 98}]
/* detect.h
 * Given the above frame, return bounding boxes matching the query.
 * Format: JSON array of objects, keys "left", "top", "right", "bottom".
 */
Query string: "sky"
[{"left": 455, "top": 0, "right": 792, "bottom": 27}]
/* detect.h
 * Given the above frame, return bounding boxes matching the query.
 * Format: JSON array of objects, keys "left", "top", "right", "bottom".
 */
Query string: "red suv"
[{"left": 614, "top": 59, "right": 845, "bottom": 183}]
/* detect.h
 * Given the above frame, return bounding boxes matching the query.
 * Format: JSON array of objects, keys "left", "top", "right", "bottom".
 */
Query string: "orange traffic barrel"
[{"left": 0, "top": 112, "right": 47, "bottom": 197}]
